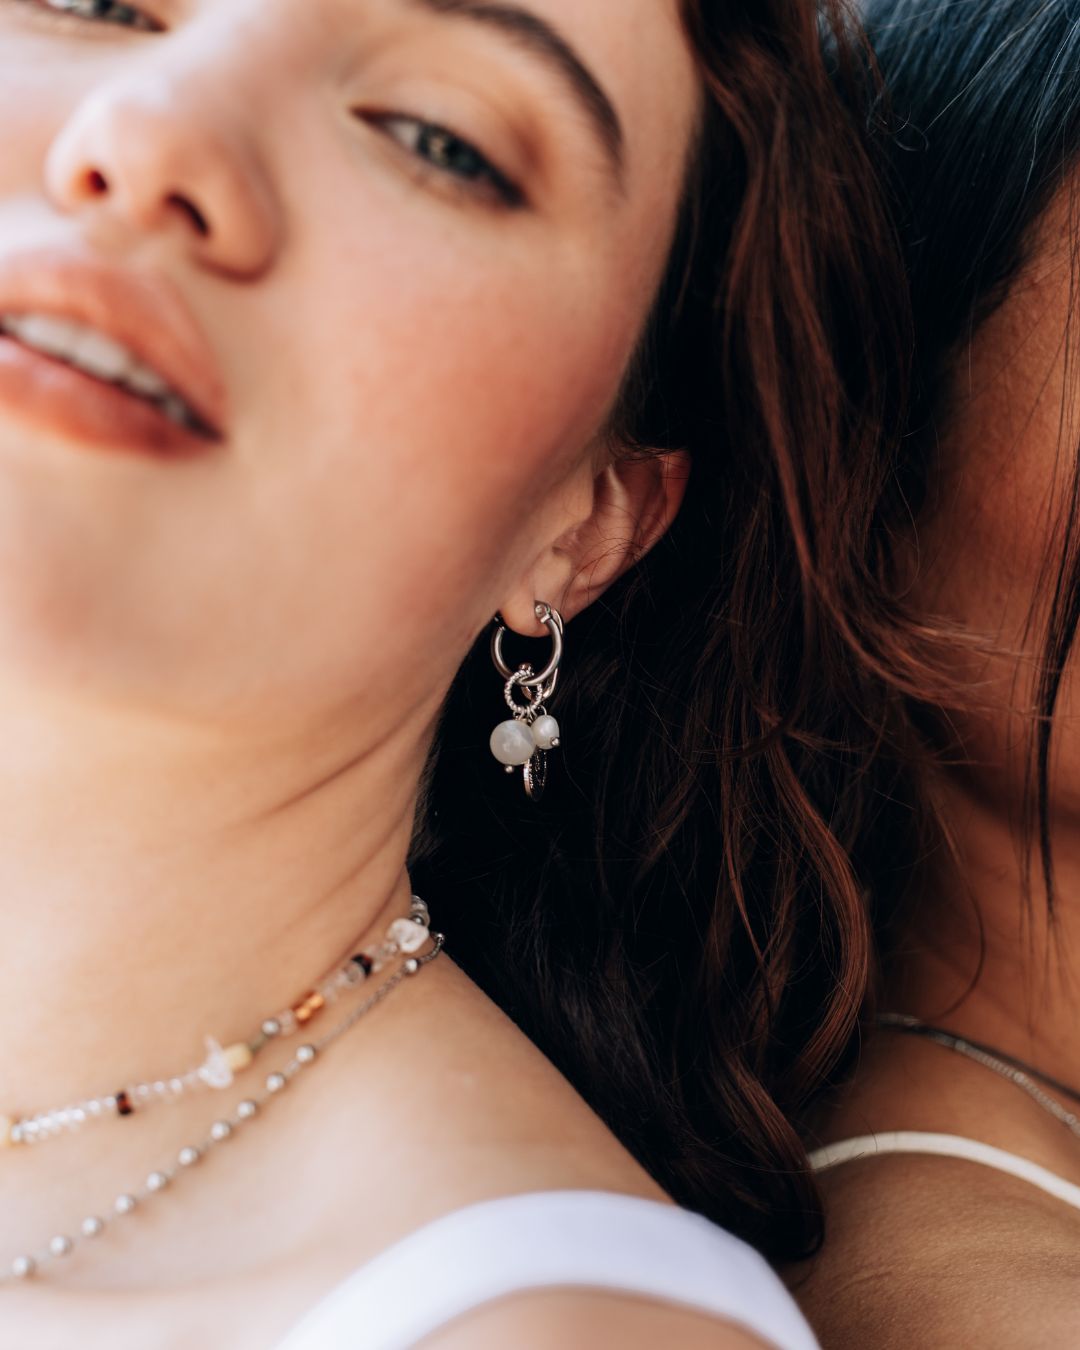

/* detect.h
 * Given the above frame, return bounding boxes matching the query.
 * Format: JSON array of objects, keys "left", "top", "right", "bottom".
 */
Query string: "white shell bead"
[
  {"left": 531, "top": 715, "right": 561, "bottom": 750},
  {"left": 490, "top": 719, "right": 536, "bottom": 766},
  {"left": 389, "top": 917, "right": 429, "bottom": 953}
]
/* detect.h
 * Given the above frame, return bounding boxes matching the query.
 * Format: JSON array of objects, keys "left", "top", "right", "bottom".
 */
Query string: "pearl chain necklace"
[
  {"left": 2, "top": 896, "right": 444, "bottom": 1285},
  {"left": 3, "top": 901, "right": 434, "bottom": 1149}
]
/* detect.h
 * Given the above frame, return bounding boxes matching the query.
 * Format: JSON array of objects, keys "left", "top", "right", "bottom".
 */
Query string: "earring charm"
[{"left": 489, "top": 603, "right": 564, "bottom": 801}]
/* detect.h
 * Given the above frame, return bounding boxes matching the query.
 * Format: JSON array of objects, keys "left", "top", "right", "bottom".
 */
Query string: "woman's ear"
[{"left": 497, "top": 448, "right": 691, "bottom": 635}]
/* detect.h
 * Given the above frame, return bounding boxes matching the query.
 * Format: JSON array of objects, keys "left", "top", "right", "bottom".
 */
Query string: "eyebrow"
[{"left": 410, "top": 0, "right": 625, "bottom": 185}]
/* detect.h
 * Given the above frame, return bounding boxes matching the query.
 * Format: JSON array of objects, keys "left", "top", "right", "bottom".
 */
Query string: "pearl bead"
[
  {"left": 266, "top": 1072, "right": 287, "bottom": 1093},
  {"left": 261, "top": 1018, "right": 282, "bottom": 1038},
  {"left": 236, "top": 1099, "right": 258, "bottom": 1120},
  {"left": 404, "top": 958, "right": 420, "bottom": 975},
  {"left": 48, "top": 1235, "right": 73, "bottom": 1257},
  {"left": 209, "top": 1120, "right": 232, "bottom": 1142},
  {"left": 146, "top": 1171, "right": 169, "bottom": 1192},
  {"left": 178, "top": 1146, "right": 200, "bottom": 1167},
  {"left": 114, "top": 1194, "right": 137, "bottom": 1216},
  {"left": 11, "top": 1255, "right": 35, "bottom": 1278},
  {"left": 295, "top": 1044, "right": 317, "bottom": 1065},
  {"left": 81, "top": 1216, "right": 104, "bottom": 1238},
  {"left": 489, "top": 719, "right": 536, "bottom": 766},
  {"left": 531, "top": 715, "right": 561, "bottom": 750}
]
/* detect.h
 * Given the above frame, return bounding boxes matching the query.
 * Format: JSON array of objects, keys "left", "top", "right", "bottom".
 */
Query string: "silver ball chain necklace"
[
  {"left": 879, "top": 1013, "right": 1080, "bottom": 1138},
  {"left": 1, "top": 895, "right": 444, "bottom": 1286}
]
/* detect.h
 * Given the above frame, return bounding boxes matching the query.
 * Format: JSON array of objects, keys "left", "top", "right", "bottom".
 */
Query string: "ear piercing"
[{"left": 489, "top": 603, "right": 564, "bottom": 801}]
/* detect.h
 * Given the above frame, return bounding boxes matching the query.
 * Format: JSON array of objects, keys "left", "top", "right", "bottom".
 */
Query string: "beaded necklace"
[
  {"left": 3, "top": 899, "right": 433, "bottom": 1149},
  {"left": 2, "top": 895, "right": 444, "bottom": 1285}
]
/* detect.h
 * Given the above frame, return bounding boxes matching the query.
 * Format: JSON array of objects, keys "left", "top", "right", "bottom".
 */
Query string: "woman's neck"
[
  {"left": 888, "top": 769, "right": 1080, "bottom": 1090},
  {"left": 0, "top": 684, "right": 434, "bottom": 1112}
]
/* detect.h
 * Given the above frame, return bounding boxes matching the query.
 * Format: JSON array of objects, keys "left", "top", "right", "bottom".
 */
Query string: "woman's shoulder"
[
  {"left": 422, "top": 1288, "right": 769, "bottom": 1349},
  {"left": 790, "top": 1150, "right": 1080, "bottom": 1348},
  {"left": 276, "top": 1189, "right": 817, "bottom": 1350}
]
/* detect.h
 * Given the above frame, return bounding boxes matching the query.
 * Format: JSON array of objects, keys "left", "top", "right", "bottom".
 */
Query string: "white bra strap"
[
  {"left": 273, "top": 1190, "right": 819, "bottom": 1350},
  {"left": 808, "top": 1131, "right": 1080, "bottom": 1212}
]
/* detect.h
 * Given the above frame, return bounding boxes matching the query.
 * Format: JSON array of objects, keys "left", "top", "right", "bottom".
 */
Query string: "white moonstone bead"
[
  {"left": 489, "top": 719, "right": 536, "bottom": 766},
  {"left": 389, "top": 917, "right": 429, "bottom": 953},
  {"left": 531, "top": 715, "right": 561, "bottom": 750}
]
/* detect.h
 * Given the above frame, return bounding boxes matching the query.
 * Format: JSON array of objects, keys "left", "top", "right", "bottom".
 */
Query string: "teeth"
[{"left": 0, "top": 310, "right": 198, "bottom": 429}]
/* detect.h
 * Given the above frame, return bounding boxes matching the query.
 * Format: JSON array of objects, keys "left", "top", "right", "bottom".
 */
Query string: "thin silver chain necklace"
[{"left": 879, "top": 1013, "right": 1080, "bottom": 1138}]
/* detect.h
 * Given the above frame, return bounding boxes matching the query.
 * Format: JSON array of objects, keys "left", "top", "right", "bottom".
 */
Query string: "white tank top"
[
  {"left": 270, "top": 1189, "right": 820, "bottom": 1350},
  {"left": 809, "top": 1130, "right": 1080, "bottom": 1212}
]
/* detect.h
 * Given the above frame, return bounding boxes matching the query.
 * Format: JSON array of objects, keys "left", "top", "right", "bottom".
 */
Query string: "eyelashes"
[
  {"left": 18, "top": 0, "right": 161, "bottom": 31},
  {"left": 364, "top": 115, "right": 525, "bottom": 210}
]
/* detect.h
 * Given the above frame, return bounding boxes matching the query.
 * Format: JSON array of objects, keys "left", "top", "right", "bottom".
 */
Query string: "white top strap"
[
  {"left": 272, "top": 1189, "right": 819, "bottom": 1350},
  {"left": 808, "top": 1130, "right": 1080, "bottom": 1212}
]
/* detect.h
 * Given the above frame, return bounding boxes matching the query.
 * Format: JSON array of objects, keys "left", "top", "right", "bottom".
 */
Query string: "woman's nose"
[{"left": 44, "top": 71, "right": 281, "bottom": 278}]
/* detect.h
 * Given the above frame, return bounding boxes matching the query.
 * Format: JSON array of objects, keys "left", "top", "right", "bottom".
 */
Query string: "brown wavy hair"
[{"left": 410, "top": 0, "right": 909, "bottom": 1262}]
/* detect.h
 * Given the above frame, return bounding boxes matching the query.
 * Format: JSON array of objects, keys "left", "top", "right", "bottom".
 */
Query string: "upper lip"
[{"left": 0, "top": 247, "right": 227, "bottom": 438}]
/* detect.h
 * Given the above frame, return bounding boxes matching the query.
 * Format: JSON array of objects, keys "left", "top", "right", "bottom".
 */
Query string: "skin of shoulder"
[
  {"left": 787, "top": 1154, "right": 1080, "bottom": 1348},
  {"left": 419, "top": 1290, "right": 771, "bottom": 1349}
]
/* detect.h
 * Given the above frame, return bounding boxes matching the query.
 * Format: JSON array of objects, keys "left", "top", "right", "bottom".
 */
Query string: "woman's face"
[
  {"left": 0, "top": 0, "right": 697, "bottom": 733},
  {"left": 910, "top": 193, "right": 1080, "bottom": 817}
]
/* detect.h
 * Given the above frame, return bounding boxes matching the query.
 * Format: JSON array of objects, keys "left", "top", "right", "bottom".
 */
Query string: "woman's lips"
[{"left": 0, "top": 336, "right": 216, "bottom": 459}]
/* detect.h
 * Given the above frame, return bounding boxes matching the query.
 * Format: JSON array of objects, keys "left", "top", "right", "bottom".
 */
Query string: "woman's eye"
[
  {"left": 370, "top": 115, "right": 524, "bottom": 209},
  {"left": 20, "top": 0, "right": 160, "bottom": 30}
]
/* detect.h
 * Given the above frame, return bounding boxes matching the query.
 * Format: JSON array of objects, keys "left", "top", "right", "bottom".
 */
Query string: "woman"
[
  {"left": 783, "top": 2, "right": 1080, "bottom": 1344},
  {"left": 0, "top": 0, "right": 902, "bottom": 1345}
]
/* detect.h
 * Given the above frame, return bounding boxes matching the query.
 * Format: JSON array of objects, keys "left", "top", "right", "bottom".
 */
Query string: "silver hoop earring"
[{"left": 488, "top": 603, "right": 564, "bottom": 802}]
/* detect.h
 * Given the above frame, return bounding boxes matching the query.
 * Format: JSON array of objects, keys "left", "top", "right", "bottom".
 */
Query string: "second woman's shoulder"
[{"left": 789, "top": 1152, "right": 1080, "bottom": 1349}]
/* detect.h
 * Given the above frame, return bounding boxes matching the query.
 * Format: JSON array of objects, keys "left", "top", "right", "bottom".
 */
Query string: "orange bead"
[{"left": 293, "top": 991, "right": 325, "bottom": 1025}]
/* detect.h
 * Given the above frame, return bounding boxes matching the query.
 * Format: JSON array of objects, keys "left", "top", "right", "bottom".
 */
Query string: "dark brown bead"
[
  {"left": 116, "top": 1090, "right": 133, "bottom": 1117},
  {"left": 350, "top": 952, "right": 374, "bottom": 977}
]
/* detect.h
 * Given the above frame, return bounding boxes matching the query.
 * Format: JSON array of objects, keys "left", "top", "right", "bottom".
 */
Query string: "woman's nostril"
[
  {"left": 86, "top": 170, "right": 109, "bottom": 196},
  {"left": 167, "top": 193, "right": 210, "bottom": 238}
]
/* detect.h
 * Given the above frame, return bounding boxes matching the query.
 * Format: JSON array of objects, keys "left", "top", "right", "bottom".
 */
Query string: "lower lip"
[{"left": 0, "top": 336, "right": 219, "bottom": 459}]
